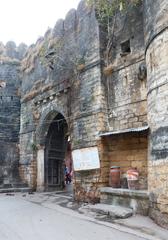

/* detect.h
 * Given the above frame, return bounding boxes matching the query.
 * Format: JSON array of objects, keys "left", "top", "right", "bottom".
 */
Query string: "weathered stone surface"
[
  {"left": 100, "top": 187, "right": 149, "bottom": 216},
  {"left": 0, "top": 0, "right": 168, "bottom": 229},
  {"left": 19, "top": 0, "right": 108, "bottom": 193},
  {"left": 0, "top": 41, "right": 27, "bottom": 60},
  {"left": 0, "top": 59, "right": 21, "bottom": 187},
  {"left": 99, "top": 132, "right": 148, "bottom": 190},
  {"left": 143, "top": 0, "right": 168, "bottom": 46},
  {"left": 52, "top": 19, "right": 64, "bottom": 38},
  {"left": 144, "top": 0, "right": 168, "bottom": 228},
  {"left": 79, "top": 203, "right": 133, "bottom": 219},
  {"left": 102, "top": 3, "right": 147, "bottom": 132}
]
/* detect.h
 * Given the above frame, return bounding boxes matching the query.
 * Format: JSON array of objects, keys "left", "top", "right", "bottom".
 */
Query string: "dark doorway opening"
[{"left": 44, "top": 113, "right": 68, "bottom": 191}]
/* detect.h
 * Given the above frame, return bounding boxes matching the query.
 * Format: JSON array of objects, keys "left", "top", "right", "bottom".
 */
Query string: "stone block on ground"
[{"left": 79, "top": 203, "right": 133, "bottom": 219}]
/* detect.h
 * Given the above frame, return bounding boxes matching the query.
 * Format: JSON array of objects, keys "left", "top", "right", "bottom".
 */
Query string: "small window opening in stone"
[
  {"left": 120, "top": 40, "right": 131, "bottom": 56},
  {"left": 11, "top": 96, "right": 13, "bottom": 100},
  {"left": 0, "top": 96, "right": 2, "bottom": 100}
]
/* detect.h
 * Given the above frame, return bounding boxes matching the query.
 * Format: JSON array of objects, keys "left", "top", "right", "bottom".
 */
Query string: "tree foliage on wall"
[
  {"left": 87, "top": 0, "right": 142, "bottom": 64},
  {"left": 87, "top": 0, "right": 141, "bottom": 18}
]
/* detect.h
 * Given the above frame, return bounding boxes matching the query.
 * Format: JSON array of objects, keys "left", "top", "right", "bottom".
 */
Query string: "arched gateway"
[{"left": 36, "top": 111, "right": 69, "bottom": 191}]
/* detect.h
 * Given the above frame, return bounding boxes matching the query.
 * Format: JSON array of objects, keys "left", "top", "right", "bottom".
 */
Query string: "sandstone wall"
[
  {"left": 144, "top": 0, "right": 168, "bottom": 228},
  {"left": 0, "top": 57, "right": 21, "bottom": 187},
  {"left": 20, "top": 0, "right": 107, "bottom": 193},
  {"left": 103, "top": 3, "right": 147, "bottom": 132},
  {"left": 96, "top": 2, "right": 148, "bottom": 193},
  {"left": 107, "top": 133, "right": 148, "bottom": 190}
]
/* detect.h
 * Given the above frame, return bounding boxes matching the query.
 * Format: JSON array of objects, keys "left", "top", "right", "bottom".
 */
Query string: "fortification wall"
[
  {"left": 97, "top": 2, "right": 148, "bottom": 193},
  {"left": 1, "top": 1, "right": 167, "bottom": 223},
  {"left": 20, "top": 0, "right": 107, "bottom": 195},
  {"left": 144, "top": 0, "right": 168, "bottom": 228},
  {"left": 103, "top": 3, "right": 147, "bottom": 131},
  {"left": 0, "top": 43, "right": 26, "bottom": 187}
]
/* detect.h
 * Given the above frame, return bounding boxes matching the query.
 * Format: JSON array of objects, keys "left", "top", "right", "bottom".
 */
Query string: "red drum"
[{"left": 109, "top": 166, "right": 121, "bottom": 188}]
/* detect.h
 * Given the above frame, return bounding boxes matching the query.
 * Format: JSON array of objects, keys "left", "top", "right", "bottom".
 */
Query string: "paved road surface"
[{"left": 0, "top": 193, "right": 147, "bottom": 240}]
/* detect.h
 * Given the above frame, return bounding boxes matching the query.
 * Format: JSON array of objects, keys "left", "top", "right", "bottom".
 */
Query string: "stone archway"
[
  {"left": 45, "top": 113, "right": 68, "bottom": 190},
  {"left": 36, "top": 110, "right": 68, "bottom": 191}
]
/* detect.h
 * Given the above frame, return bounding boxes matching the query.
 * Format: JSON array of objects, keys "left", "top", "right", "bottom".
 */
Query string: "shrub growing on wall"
[{"left": 87, "top": 0, "right": 142, "bottom": 64}]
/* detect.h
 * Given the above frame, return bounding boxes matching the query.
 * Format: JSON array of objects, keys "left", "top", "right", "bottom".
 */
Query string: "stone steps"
[
  {"left": 79, "top": 203, "right": 133, "bottom": 219},
  {"left": 0, "top": 187, "right": 32, "bottom": 194}
]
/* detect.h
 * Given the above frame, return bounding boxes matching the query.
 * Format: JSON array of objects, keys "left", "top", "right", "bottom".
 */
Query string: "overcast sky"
[{"left": 0, "top": 0, "right": 81, "bottom": 46}]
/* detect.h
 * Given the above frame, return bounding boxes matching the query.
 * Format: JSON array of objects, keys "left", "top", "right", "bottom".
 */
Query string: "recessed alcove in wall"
[{"left": 100, "top": 130, "right": 148, "bottom": 190}]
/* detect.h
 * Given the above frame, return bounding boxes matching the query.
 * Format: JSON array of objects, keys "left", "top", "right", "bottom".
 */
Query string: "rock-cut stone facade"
[{"left": 0, "top": 0, "right": 168, "bottom": 228}]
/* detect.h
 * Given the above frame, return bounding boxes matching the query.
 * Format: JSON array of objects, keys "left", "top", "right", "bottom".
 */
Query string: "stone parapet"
[{"left": 100, "top": 187, "right": 149, "bottom": 216}]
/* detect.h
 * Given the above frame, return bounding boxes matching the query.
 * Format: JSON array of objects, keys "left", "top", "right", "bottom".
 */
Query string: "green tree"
[{"left": 87, "top": 0, "right": 142, "bottom": 64}]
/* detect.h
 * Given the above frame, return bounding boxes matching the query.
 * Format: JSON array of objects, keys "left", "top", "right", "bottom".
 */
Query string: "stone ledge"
[
  {"left": 100, "top": 187, "right": 149, "bottom": 199},
  {"left": 100, "top": 187, "right": 149, "bottom": 216}
]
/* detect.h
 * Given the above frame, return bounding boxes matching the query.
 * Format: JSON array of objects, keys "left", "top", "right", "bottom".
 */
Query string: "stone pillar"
[
  {"left": 144, "top": 0, "right": 168, "bottom": 228},
  {"left": 36, "top": 146, "right": 45, "bottom": 191}
]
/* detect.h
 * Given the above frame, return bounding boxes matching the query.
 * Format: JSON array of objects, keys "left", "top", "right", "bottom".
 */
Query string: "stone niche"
[
  {"left": 98, "top": 130, "right": 149, "bottom": 216},
  {"left": 101, "top": 131, "right": 148, "bottom": 190}
]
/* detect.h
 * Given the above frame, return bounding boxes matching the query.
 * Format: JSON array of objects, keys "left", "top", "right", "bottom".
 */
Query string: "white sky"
[{"left": 0, "top": 0, "right": 81, "bottom": 46}]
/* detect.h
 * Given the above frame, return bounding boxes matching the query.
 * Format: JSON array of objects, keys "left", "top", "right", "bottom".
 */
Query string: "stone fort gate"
[
  {"left": 0, "top": 0, "right": 168, "bottom": 228},
  {"left": 36, "top": 109, "right": 68, "bottom": 191}
]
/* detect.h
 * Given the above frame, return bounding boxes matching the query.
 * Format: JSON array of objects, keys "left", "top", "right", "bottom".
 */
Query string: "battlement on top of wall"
[
  {"left": 21, "top": 0, "right": 95, "bottom": 74},
  {"left": 0, "top": 41, "right": 27, "bottom": 63}
]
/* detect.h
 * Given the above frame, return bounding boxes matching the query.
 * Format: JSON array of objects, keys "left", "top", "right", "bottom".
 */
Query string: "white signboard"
[{"left": 72, "top": 147, "right": 100, "bottom": 171}]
